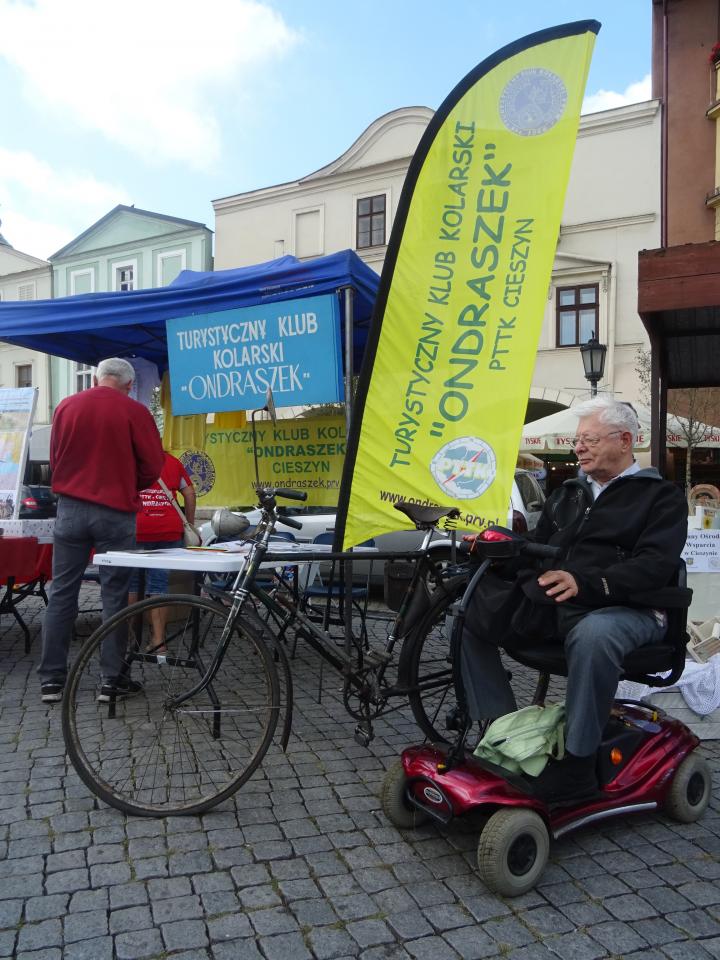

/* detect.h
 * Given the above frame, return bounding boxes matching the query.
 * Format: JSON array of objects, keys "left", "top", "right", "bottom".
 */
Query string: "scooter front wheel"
[
  {"left": 663, "top": 753, "right": 712, "bottom": 824},
  {"left": 477, "top": 808, "right": 549, "bottom": 897},
  {"left": 381, "top": 761, "right": 430, "bottom": 830}
]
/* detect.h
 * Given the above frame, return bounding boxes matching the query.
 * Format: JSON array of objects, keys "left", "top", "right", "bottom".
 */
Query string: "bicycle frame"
[{"left": 168, "top": 497, "right": 466, "bottom": 728}]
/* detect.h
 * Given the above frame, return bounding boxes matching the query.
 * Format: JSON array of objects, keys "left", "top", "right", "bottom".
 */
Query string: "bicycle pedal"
[
  {"left": 354, "top": 723, "right": 373, "bottom": 747},
  {"left": 364, "top": 649, "right": 391, "bottom": 667},
  {"left": 445, "top": 707, "right": 465, "bottom": 731}
]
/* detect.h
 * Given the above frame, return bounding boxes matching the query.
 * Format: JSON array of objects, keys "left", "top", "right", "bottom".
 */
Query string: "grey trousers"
[
  {"left": 38, "top": 496, "right": 136, "bottom": 684},
  {"left": 461, "top": 604, "right": 667, "bottom": 757}
]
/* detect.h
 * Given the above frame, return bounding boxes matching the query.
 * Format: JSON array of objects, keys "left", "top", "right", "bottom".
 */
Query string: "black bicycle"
[{"left": 61, "top": 488, "right": 471, "bottom": 816}]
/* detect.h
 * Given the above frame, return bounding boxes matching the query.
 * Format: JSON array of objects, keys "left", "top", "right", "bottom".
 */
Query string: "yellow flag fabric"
[{"left": 337, "top": 21, "right": 599, "bottom": 549}]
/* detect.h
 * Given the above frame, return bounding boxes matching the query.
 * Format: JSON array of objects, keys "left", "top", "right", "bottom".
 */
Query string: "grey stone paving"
[{"left": 1, "top": 584, "right": 719, "bottom": 959}]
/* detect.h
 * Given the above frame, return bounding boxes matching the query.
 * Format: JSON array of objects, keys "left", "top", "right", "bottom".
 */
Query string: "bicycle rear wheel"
[
  {"left": 62, "top": 595, "right": 280, "bottom": 817},
  {"left": 398, "top": 576, "right": 467, "bottom": 743}
]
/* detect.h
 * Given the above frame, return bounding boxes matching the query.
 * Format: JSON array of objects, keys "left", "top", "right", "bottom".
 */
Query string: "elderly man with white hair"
[
  {"left": 38, "top": 357, "right": 164, "bottom": 704},
  {"left": 461, "top": 396, "right": 689, "bottom": 802}
]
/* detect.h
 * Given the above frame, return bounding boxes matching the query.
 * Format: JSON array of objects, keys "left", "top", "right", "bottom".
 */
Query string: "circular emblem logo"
[
  {"left": 423, "top": 786, "right": 445, "bottom": 805},
  {"left": 430, "top": 437, "right": 496, "bottom": 500},
  {"left": 180, "top": 449, "right": 216, "bottom": 497},
  {"left": 499, "top": 68, "right": 567, "bottom": 136}
]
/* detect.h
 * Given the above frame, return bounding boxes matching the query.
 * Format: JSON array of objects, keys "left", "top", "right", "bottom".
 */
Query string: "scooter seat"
[{"left": 507, "top": 641, "right": 677, "bottom": 682}]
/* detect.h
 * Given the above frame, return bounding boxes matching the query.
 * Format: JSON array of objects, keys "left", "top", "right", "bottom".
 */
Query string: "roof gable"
[
  {"left": 50, "top": 205, "right": 210, "bottom": 260},
  {"left": 0, "top": 245, "right": 49, "bottom": 275},
  {"left": 302, "top": 107, "right": 434, "bottom": 181}
]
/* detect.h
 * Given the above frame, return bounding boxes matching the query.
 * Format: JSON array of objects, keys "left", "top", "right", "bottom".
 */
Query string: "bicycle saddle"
[{"left": 393, "top": 501, "right": 461, "bottom": 528}]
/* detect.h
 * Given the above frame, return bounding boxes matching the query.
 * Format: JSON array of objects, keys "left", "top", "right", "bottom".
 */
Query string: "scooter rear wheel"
[
  {"left": 477, "top": 808, "right": 549, "bottom": 897},
  {"left": 663, "top": 754, "right": 712, "bottom": 824},
  {"left": 381, "top": 761, "right": 430, "bottom": 830}
]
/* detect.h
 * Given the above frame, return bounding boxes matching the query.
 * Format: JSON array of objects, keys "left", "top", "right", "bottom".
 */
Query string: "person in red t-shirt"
[{"left": 128, "top": 452, "right": 196, "bottom": 653}]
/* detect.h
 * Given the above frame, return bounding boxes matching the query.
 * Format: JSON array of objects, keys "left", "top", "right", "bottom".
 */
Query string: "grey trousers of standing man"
[
  {"left": 38, "top": 496, "right": 137, "bottom": 685},
  {"left": 461, "top": 604, "right": 666, "bottom": 757}
]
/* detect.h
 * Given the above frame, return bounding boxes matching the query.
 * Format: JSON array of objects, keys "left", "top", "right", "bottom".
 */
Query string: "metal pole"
[
  {"left": 251, "top": 408, "right": 261, "bottom": 490},
  {"left": 343, "top": 286, "right": 354, "bottom": 438},
  {"left": 591, "top": 381, "right": 598, "bottom": 398},
  {"left": 342, "top": 285, "right": 354, "bottom": 658}
]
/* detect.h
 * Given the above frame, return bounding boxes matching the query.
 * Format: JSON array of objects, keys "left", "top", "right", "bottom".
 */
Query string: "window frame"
[
  {"left": 113, "top": 259, "right": 137, "bottom": 292},
  {"left": 75, "top": 361, "right": 93, "bottom": 393},
  {"left": 555, "top": 283, "right": 600, "bottom": 347},
  {"left": 156, "top": 248, "right": 187, "bottom": 286},
  {"left": 15, "top": 363, "right": 33, "bottom": 388},
  {"left": 355, "top": 192, "right": 388, "bottom": 250},
  {"left": 17, "top": 281, "right": 36, "bottom": 301},
  {"left": 70, "top": 268, "right": 95, "bottom": 295}
]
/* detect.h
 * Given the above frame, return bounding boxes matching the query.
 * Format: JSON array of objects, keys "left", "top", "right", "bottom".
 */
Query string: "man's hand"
[{"left": 537, "top": 570, "right": 578, "bottom": 603}]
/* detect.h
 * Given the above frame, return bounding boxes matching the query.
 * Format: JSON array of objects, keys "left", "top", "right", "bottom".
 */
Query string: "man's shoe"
[
  {"left": 97, "top": 678, "right": 144, "bottom": 703},
  {"left": 532, "top": 752, "right": 599, "bottom": 805},
  {"left": 40, "top": 682, "right": 64, "bottom": 703}
]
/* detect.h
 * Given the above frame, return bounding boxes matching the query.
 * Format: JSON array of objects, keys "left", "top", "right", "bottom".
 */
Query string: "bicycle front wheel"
[
  {"left": 398, "top": 575, "right": 467, "bottom": 743},
  {"left": 62, "top": 594, "right": 280, "bottom": 817}
]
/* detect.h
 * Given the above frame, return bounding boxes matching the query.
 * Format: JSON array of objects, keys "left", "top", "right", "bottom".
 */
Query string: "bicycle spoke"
[{"left": 63, "top": 596, "right": 280, "bottom": 816}]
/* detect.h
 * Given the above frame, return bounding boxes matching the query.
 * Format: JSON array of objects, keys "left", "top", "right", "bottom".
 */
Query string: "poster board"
[
  {"left": 682, "top": 529, "right": 720, "bottom": 573},
  {"left": 0, "top": 388, "right": 37, "bottom": 520}
]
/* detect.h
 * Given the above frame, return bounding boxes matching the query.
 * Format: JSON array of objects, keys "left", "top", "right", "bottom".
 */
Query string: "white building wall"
[
  {"left": 0, "top": 252, "right": 53, "bottom": 424},
  {"left": 534, "top": 101, "right": 660, "bottom": 408},
  {"left": 213, "top": 101, "right": 661, "bottom": 412}
]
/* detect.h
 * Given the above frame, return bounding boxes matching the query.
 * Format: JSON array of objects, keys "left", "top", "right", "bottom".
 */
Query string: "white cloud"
[
  {"left": 0, "top": 0, "right": 299, "bottom": 169},
  {"left": 582, "top": 74, "right": 652, "bottom": 115},
  {"left": 0, "top": 147, "right": 130, "bottom": 259}
]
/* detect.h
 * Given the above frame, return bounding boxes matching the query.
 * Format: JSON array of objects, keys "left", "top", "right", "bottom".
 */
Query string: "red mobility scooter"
[{"left": 381, "top": 528, "right": 712, "bottom": 897}]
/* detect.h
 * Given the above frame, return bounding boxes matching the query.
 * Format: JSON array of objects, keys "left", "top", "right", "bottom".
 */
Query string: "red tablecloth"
[{"left": 0, "top": 537, "right": 53, "bottom": 586}]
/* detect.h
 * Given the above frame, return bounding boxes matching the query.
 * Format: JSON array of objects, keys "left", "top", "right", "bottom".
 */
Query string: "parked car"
[
  {"left": 200, "top": 470, "right": 546, "bottom": 585},
  {"left": 18, "top": 484, "right": 57, "bottom": 519}
]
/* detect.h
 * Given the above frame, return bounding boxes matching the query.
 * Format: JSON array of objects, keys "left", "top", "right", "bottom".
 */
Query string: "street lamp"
[{"left": 580, "top": 333, "right": 607, "bottom": 397}]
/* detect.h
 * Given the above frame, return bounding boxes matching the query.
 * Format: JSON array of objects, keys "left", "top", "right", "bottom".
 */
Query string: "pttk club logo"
[
  {"left": 430, "top": 437, "right": 497, "bottom": 500},
  {"left": 180, "top": 449, "right": 216, "bottom": 497},
  {"left": 499, "top": 68, "right": 567, "bottom": 136}
]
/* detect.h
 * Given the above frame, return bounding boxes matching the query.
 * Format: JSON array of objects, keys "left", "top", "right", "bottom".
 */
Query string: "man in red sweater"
[{"left": 39, "top": 357, "right": 164, "bottom": 703}]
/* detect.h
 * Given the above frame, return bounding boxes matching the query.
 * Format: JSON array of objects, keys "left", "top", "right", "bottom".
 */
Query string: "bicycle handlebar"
[
  {"left": 279, "top": 514, "right": 304, "bottom": 531},
  {"left": 273, "top": 488, "right": 308, "bottom": 502}
]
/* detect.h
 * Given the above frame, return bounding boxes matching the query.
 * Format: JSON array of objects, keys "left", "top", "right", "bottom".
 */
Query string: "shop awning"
[{"left": 521, "top": 403, "right": 720, "bottom": 452}]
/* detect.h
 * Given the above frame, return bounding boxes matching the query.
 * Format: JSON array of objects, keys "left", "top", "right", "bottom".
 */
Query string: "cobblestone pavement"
[{"left": 1, "top": 585, "right": 720, "bottom": 960}]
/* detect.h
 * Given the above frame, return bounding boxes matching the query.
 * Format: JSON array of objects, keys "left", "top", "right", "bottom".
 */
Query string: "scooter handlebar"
[{"left": 521, "top": 541, "right": 562, "bottom": 561}]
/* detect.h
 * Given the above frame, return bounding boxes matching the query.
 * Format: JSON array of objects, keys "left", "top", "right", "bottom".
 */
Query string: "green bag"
[{"left": 473, "top": 703, "right": 566, "bottom": 777}]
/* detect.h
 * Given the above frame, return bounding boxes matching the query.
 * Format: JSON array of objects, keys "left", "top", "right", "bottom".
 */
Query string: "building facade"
[
  {"left": 0, "top": 224, "right": 53, "bottom": 423},
  {"left": 1, "top": 206, "right": 213, "bottom": 432},
  {"left": 213, "top": 101, "right": 661, "bottom": 424},
  {"left": 638, "top": 0, "right": 720, "bottom": 485},
  {"left": 47, "top": 205, "right": 213, "bottom": 408}
]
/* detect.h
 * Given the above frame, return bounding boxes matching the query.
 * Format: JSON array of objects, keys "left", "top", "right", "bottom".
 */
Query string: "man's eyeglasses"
[{"left": 572, "top": 431, "right": 623, "bottom": 447}]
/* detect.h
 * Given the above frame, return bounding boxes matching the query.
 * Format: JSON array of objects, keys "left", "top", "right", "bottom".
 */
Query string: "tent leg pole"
[{"left": 344, "top": 286, "right": 354, "bottom": 439}]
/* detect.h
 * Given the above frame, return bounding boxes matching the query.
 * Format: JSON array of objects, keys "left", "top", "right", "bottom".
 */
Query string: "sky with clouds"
[{"left": 0, "top": 0, "right": 652, "bottom": 261}]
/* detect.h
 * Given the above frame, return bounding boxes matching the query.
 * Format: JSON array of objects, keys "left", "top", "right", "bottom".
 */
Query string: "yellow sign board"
[{"left": 166, "top": 414, "right": 346, "bottom": 508}]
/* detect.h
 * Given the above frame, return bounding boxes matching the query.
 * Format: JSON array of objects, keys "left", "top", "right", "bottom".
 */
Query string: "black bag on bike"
[{"left": 464, "top": 570, "right": 523, "bottom": 645}]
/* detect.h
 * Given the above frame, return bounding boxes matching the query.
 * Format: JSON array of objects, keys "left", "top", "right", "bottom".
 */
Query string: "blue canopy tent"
[{"left": 0, "top": 251, "right": 379, "bottom": 380}]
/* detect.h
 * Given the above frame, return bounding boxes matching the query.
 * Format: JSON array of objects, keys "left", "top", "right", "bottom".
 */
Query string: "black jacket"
[{"left": 534, "top": 467, "right": 689, "bottom": 611}]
